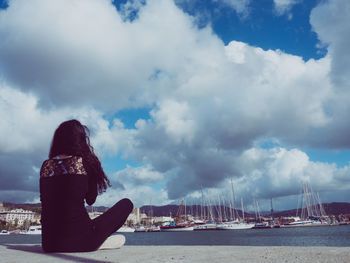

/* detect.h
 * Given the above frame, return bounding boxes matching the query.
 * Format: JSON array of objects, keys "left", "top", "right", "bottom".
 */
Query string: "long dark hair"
[{"left": 49, "top": 119, "right": 110, "bottom": 193}]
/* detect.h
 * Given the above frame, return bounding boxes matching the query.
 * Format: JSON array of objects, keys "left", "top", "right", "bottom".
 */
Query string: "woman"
[{"left": 40, "top": 119, "right": 133, "bottom": 252}]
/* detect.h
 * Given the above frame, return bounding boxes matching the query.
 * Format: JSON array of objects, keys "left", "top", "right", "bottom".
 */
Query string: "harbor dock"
[{"left": 0, "top": 245, "right": 349, "bottom": 263}]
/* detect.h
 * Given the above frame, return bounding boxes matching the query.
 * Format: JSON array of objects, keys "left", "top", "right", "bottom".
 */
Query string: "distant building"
[
  {"left": 0, "top": 209, "right": 35, "bottom": 226},
  {"left": 126, "top": 208, "right": 148, "bottom": 225}
]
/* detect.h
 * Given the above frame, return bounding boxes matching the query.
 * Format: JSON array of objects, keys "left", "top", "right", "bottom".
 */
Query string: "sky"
[{"left": 0, "top": 0, "right": 350, "bottom": 211}]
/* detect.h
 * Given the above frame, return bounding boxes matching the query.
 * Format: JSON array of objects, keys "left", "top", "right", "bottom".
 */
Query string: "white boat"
[
  {"left": 117, "top": 226, "right": 135, "bottom": 233},
  {"left": 0, "top": 230, "right": 10, "bottom": 235},
  {"left": 25, "top": 225, "right": 42, "bottom": 235},
  {"left": 160, "top": 224, "right": 194, "bottom": 232},
  {"left": 193, "top": 219, "right": 205, "bottom": 224},
  {"left": 252, "top": 222, "right": 273, "bottom": 229},
  {"left": 287, "top": 220, "right": 313, "bottom": 226},
  {"left": 193, "top": 221, "right": 217, "bottom": 230},
  {"left": 135, "top": 225, "right": 161, "bottom": 232},
  {"left": 281, "top": 220, "right": 313, "bottom": 228},
  {"left": 216, "top": 220, "right": 254, "bottom": 230},
  {"left": 134, "top": 226, "right": 147, "bottom": 232},
  {"left": 282, "top": 219, "right": 329, "bottom": 228},
  {"left": 148, "top": 225, "right": 160, "bottom": 232}
]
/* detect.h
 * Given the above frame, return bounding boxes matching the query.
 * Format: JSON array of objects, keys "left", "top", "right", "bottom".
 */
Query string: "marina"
[{"left": 1, "top": 224, "right": 350, "bottom": 247}]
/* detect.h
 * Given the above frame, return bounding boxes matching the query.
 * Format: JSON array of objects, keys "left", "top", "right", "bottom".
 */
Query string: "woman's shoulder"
[{"left": 40, "top": 156, "right": 87, "bottom": 178}]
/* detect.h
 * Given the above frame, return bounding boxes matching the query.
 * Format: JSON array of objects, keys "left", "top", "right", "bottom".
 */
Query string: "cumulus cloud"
[
  {"left": 122, "top": 41, "right": 332, "bottom": 199},
  {"left": 311, "top": 0, "right": 350, "bottom": 92},
  {"left": 183, "top": 147, "right": 350, "bottom": 210},
  {"left": 308, "top": 0, "right": 350, "bottom": 149},
  {"left": 0, "top": 81, "right": 133, "bottom": 157},
  {"left": 112, "top": 164, "right": 164, "bottom": 185},
  {"left": 273, "top": 0, "right": 300, "bottom": 16},
  {"left": 0, "top": 83, "right": 68, "bottom": 196},
  {"left": 96, "top": 184, "right": 170, "bottom": 208},
  {"left": 214, "top": 0, "right": 250, "bottom": 16},
  {"left": 0, "top": 0, "right": 224, "bottom": 110},
  {"left": 233, "top": 147, "right": 350, "bottom": 198},
  {"left": 0, "top": 82, "right": 131, "bottom": 197},
  {"left": 96, "top": 163, "right": 170, "bottom": 207}
]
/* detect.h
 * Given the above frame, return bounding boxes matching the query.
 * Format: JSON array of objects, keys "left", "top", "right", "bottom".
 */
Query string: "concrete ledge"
[{"left": 0, "top": 245, "right": 349, "bottom": 263}]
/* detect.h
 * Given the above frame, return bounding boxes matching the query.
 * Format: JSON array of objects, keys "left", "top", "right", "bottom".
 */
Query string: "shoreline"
[{"left": 0, "top": 245, "right": 349, "bottom": 263}]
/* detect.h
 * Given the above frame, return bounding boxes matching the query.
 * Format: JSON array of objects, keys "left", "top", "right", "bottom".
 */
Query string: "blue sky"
[
  {"left": 0, "top": 0, "right": 350, "bottom": 210},
  {"left": 177, "top": 0, "right": 325, "bottom": 60}
]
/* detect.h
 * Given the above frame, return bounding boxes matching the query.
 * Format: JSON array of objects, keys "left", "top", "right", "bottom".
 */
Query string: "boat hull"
[
  {"left": 160, "top": 226, "right": 194, "bottom": 232},
  {"left": 216, "top": 223, "right": 254, "bottom": 230},
  {"left": 24, "top": 226, "right": 42, "bottom": 235},
  {"left": 194, "top": 224, "right": 217, "bottom": 231},
  {"left": 281, "top": 222, "right": 329, "bottom": 228},
  {"left": 117, "top": 227, "right": 135, "bottom": 233}
]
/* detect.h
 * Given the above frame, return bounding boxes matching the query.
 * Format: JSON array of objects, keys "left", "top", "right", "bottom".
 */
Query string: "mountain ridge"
[{"left": 2, "top": 202, "right": 350, "bottom": 217}]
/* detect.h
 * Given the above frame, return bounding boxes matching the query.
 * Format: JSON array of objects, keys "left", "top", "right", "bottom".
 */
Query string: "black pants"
[
  {"left": 43, "top": 198, "right": 133, "bottom": 252},
  {"left": 90, "top": 198, "right": 134, "bottom": 250}
]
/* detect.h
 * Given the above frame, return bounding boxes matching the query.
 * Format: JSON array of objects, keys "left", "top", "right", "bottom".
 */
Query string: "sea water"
[{"left": 1, "top": 225, "right": 349, "bottom": 247}]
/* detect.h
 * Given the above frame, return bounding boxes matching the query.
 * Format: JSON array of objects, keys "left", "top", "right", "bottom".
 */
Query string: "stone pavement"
[{"left": 1, "top": 244, "right": 349, "bottom": 263}]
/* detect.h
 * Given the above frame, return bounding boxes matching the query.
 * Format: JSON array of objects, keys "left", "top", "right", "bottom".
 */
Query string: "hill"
[
  {"left": 272, "top": 202, "right": 350, "bottom": 217},
  {"left": 3, "top": 202, "right": 350, "bottom": 217},
  {"left": 140, "top": 202, "right": 350, "bottom": 218}
]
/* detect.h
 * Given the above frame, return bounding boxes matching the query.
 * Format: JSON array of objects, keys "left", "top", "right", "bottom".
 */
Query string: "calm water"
[{"left": 1, "top": 225, "right": 349, "bottom": 247}]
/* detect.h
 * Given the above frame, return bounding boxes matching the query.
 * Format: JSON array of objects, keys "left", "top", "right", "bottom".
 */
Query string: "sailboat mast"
[
  {"left": 230, "top": 178, "right": 236, "bottom": 220},
  {"left": 200, "top": 186, "right": 204, "bottom": 220},
  {"left": 177, "top": 200, "right": 184, "bottom": 223},
  {"left": 270, "top": 198, "right": 274, "bottom": 219},
  {"left": 241, "top": 197, "right": 245, "bottom": 222},
  {"left": 254, "top": 198, "right": 258, "bottom": 221}
]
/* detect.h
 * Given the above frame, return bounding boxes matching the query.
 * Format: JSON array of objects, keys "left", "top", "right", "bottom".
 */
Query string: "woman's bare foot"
[{"left": 99, "top": 235, "right": 126, "bottom": 250}]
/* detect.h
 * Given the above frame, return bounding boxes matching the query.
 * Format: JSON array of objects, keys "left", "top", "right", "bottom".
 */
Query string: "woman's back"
[{"left": 40, "top": 155, "right": 94, "bottom": 252}]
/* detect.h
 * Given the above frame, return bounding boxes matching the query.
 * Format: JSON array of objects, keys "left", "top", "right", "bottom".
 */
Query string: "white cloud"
[
  {"left": 194, "top": 147, "right": 350, "bottom": 210},
  {"left": 0, "top": 82, "right": 133, "bottom": 195},
  {"left": 214, "top": 0, "right": 250, "bottom": 16},
  {"left": 97, "top": 162, "right": 170, "bottom": 207},
  {"left": 307, "top": 0, "right": 350, "bottom": 149},
  {"left": 0, "top": 83, "right": 68, "bottom": 154},
  {"left": 273, "top": 0, "right": 300, "bottom": 16},
  {"left": 112, "top": 164, "right": 164, "bottom": 185},
  {"left": 96, "top": 184, "right": 170, "bottom": 208},
  {"left": 122, "top": 40, "right": 332, "bottom": 199},
  {"left": 311, "top": 0, "right": 350, "bottom": 92},
  {"left": 0, "top": 0, "right": 224, "bottom": 110},
  {"left": 151, "top": 100, "right": 196, "bottom": 144},
  {"left": 234, "top": 147, "right": 338, "bottom": 198},
  {"left": 0, "top": 82, "right": 130, "bottom": 157}
]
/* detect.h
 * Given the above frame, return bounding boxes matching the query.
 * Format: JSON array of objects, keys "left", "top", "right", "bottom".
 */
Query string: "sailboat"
[
  {"left": 193, "top": 188, "right": 217, "bottom": 230},
  {"left": 160, "top": 200, "right": 194, "bottom": 231},
  {"left": 216, "top": 181, "right": 254, "bottom": 230},
  {"left": 216, "top": 219, "right": 254, "bottom": 230},
  {"left": 282, "top": 182, "right": 329, "bottom": 228}
]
